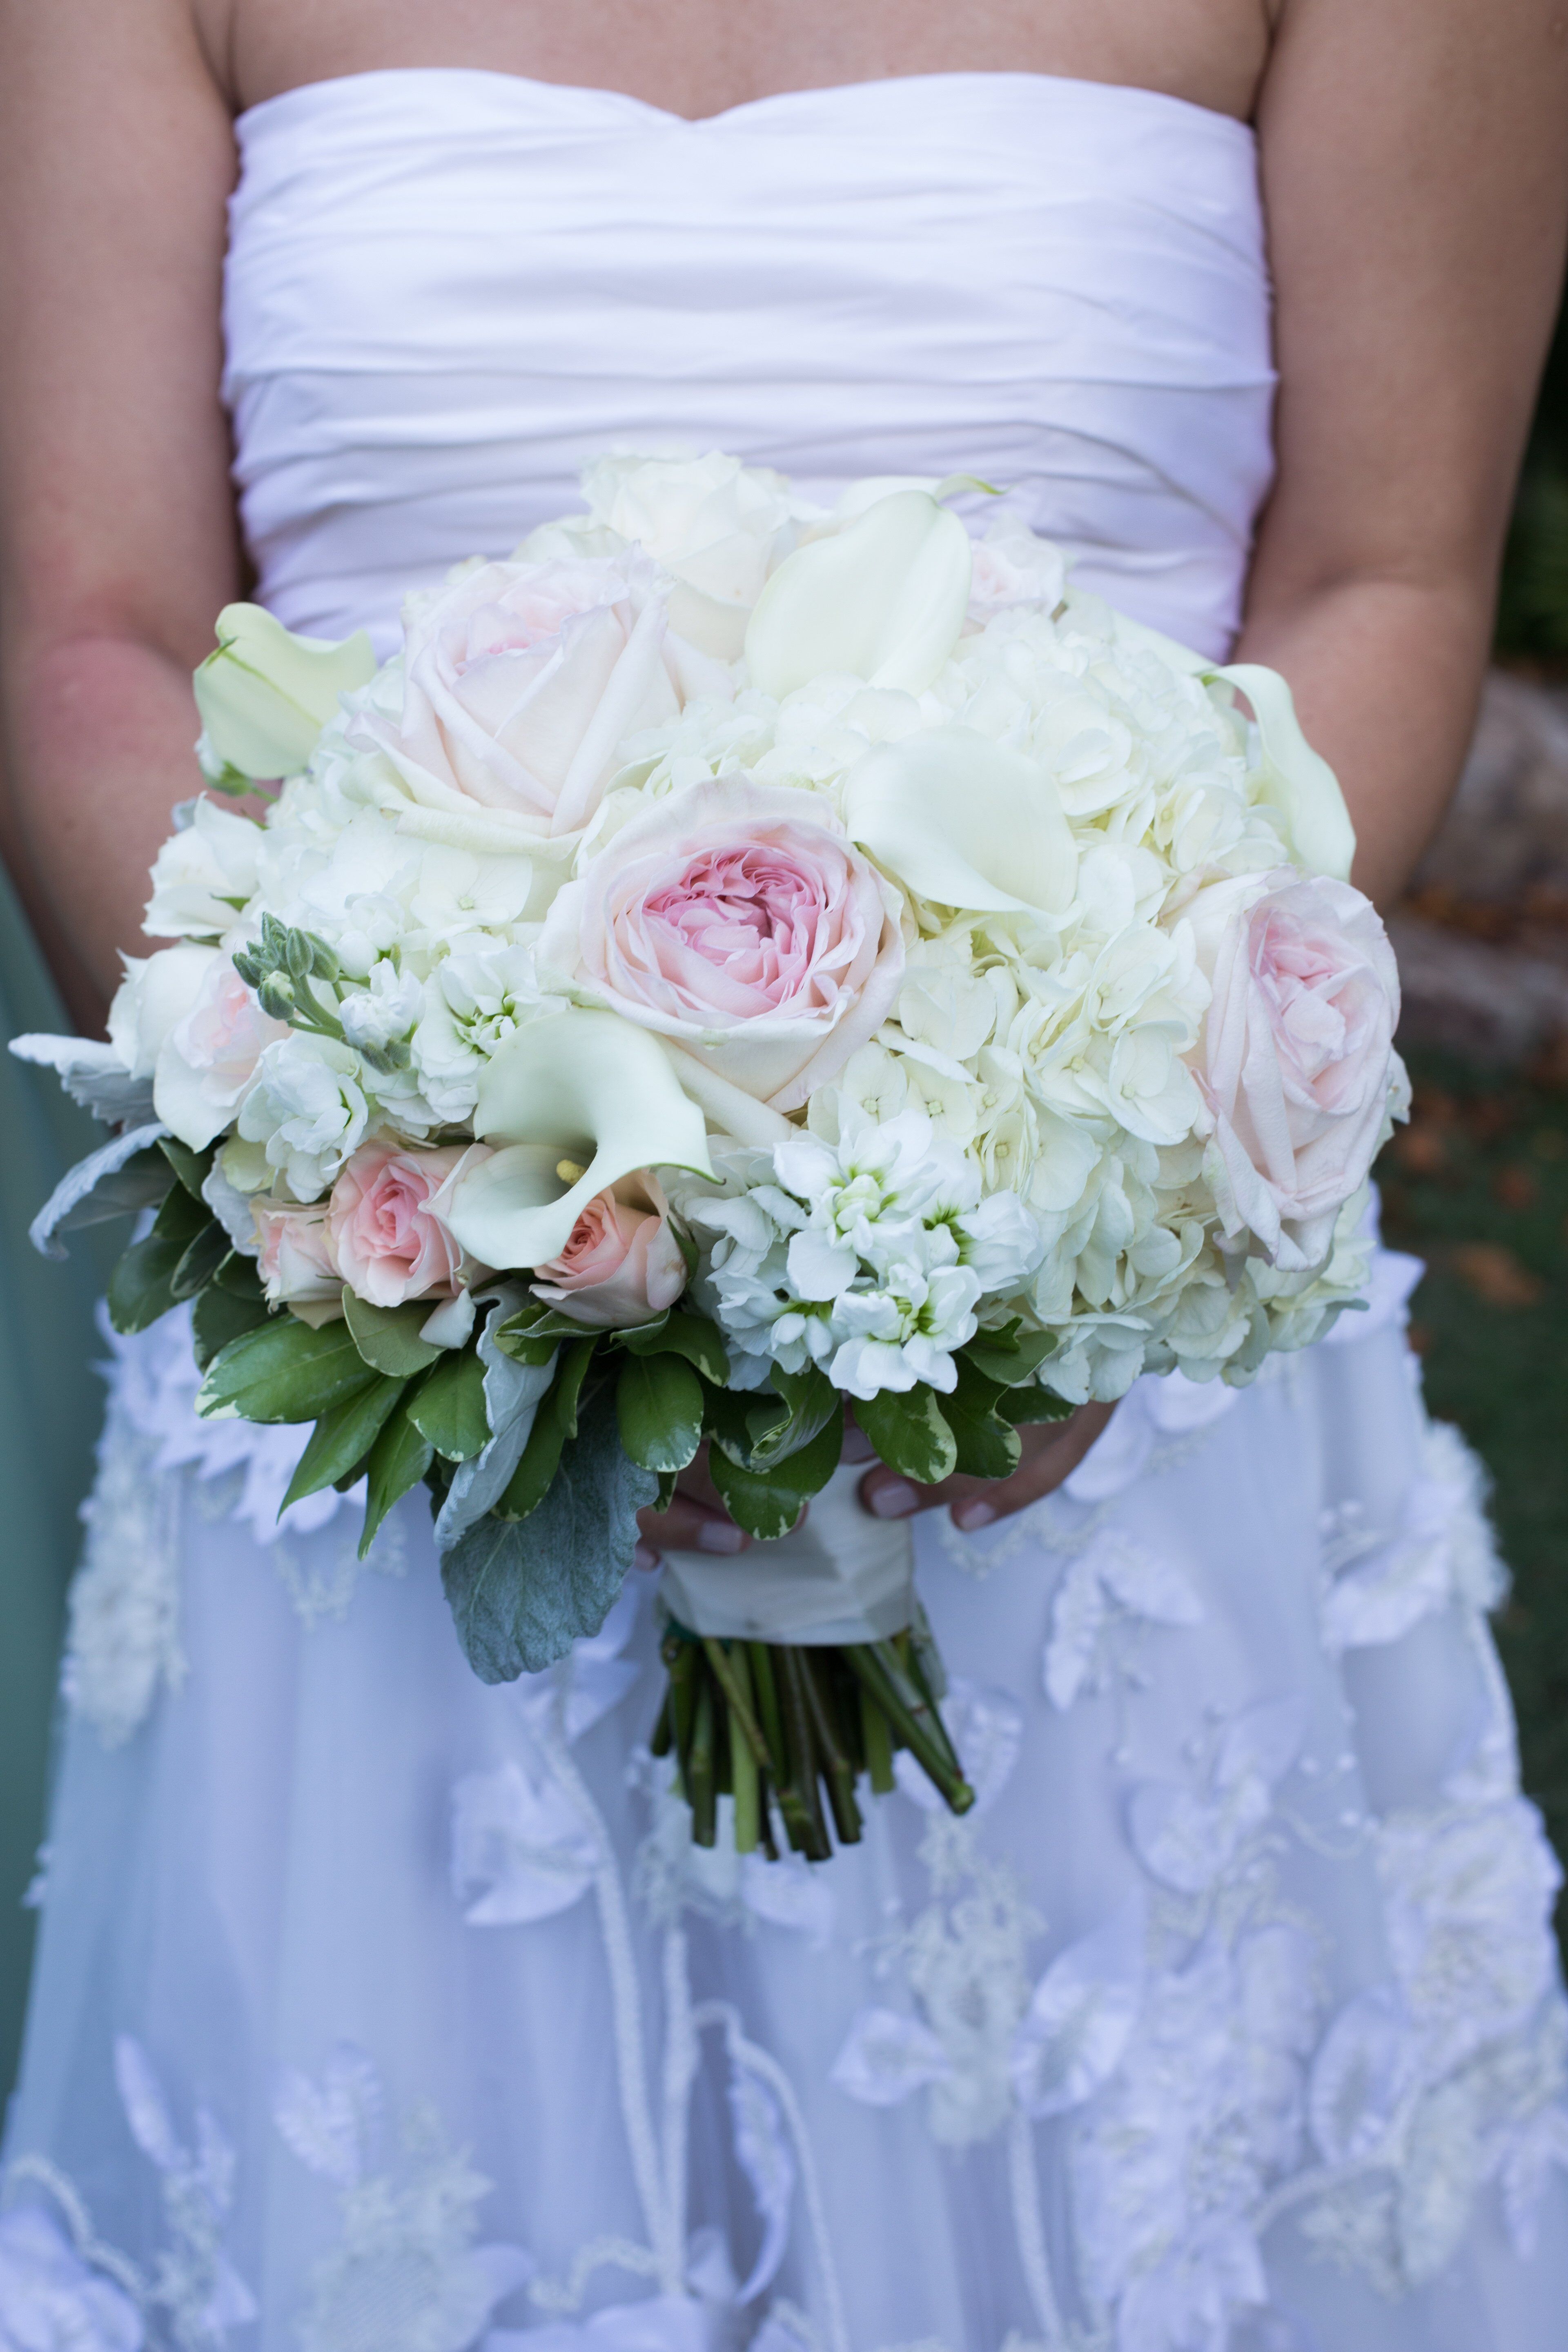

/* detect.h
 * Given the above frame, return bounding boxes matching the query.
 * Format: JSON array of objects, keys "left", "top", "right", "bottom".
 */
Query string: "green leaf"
[
  {"left": 213, "top": 1250, "right": 266, "bottom": 1302},
  {"left": 492, "top": 1302, "right": 606, "bottom": 1365},
  {"left": 708, "top": 1405, "right": 843, "bottom": 1540},
  {"left": 619, "top": 1309, "right": 730, "bottom": 1385},
  {"left": 962, "top": 1325, "right": 1060, "bottom": 1388},
  {"left": 408, "top": 1347, "right": 491, "bottom": 1461},
  {"left": 198, "top": 1315, "right": 379, "bottom": 1423},
  {"left": 106, "top": 1230, "right": 186, "bottom": 1334},
  {"left": 748, "top": 1361, "right": 840, "bottom": 1471},
  {"left": 191, "top": 1280, "right": 272, "bottom": 1371},
  {"left": 706, "top": 1381, "right": 787, "bottom": 1469},
  {"left": 153, "top": 1178, "right": 212, "bottom": 1250},
  {"left": 496, "top": 1301, "right": 611, "bottom": 1345},
  {"left": 282, "top": 1377, "right": 408, "bottom": 1512},
  {"left": 158, "top": 1136, "right": 216, "bottom": 1202},
  {"left": 942, "top": 1360, "right": 1024, "bottom": 1481},
  {"left": 441, "top": 1385, "right": 657, "bottom": 1679},
  {"left": 170, "top": 1216, "right": 229, "bottom": 1301},
  {"left": 552, "top": 1337, "right": 597, "bottom": 1446},
  {"left": 494, "top": 1398, "right": 569, "bottom": 1523},
  {"left": 853, "top": 1384, "right": 958, "bottom": 1485},
  {"left": 998, "top": 1381, "right": 1076, "bottom": 1426},
  {"left": 616, "top": 1352, "right": 705, "bottom": 1473},
  {"left": 341, "top": 1289, "right": 445, "bottom": 1377},
  {"left": 360, "top": 1398, "right": 436, "bottom": 1555},
  {"left": 492, "top": 1338, "right": 599, "bottom": 1521},
  {"left": 654, "top": 1469, "right": 679, "bottom": 1513}
]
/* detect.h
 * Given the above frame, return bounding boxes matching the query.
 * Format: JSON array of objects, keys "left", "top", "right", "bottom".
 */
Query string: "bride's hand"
[
  {"left": 853, "top": 1405, "right": 1116, "bottom": 1531},
  {"left": 635, "top": 1399, "right": 1117, "bottom": 1562},
  {"left": 635, "top": 1446, "right": 750, "bottom": 1562}
]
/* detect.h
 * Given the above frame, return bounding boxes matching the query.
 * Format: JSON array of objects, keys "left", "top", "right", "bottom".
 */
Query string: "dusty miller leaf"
[{"left": 439, "top": 1385, "right": 657, "bottom": 1681}]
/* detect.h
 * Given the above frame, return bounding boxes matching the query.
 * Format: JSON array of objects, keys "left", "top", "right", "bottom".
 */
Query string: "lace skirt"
[{"left": 4, "top": 1254, "right": 1567, "bottom": 2352}]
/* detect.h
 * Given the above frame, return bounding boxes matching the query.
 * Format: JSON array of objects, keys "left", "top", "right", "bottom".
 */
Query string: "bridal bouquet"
[{"left": 16, "top": 450, "right": 1404, "bottom": 1862}]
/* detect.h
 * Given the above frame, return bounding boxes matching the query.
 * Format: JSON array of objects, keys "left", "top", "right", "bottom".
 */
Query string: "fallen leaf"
[
  {"left": 1395, "top": 1127, "right": 1449, "bottom": 1177},
  {"left": 1450, "top": 1242, "right": 1545, "bottom": 1310},
  {"left": 1494, "top": 1165, "right": 1539, "bottom": 1211}
]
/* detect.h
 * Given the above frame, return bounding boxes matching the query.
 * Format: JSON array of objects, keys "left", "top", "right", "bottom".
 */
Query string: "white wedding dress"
[{"left": 5, "top": 68, "right": 1567, "bottom": 2352}]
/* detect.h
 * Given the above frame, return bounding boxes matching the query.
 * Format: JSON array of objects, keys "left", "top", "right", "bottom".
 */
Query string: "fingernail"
[
  {"left": 632, "top": 1541, "right": 660, "bottom": 1572},
  {"left": 697, "top": 1520, "right": 749, "bottom": 1554},
  {"left": 953, "top": 1500, "right": 996, "bottom": 1532},
  {"left": 866, "top": 1479, "right": 920, "bottom": 1519}
]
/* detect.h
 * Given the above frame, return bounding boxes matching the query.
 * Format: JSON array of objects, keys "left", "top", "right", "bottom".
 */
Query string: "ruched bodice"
[{"left": 224, "top": 68, "right": 1275, "bottom": 660}]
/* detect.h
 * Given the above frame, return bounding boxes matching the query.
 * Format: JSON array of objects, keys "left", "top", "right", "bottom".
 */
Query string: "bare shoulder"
[{"left": 0, "top": 0, "right": 238, "bottom": 650}]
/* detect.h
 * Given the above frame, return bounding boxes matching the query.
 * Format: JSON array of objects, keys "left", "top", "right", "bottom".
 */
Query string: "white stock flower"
[
  {"left": 338, "top": 960, "right": 424, "bottom": 1052},
  {"left": 410, "top": 943, "right": 561, "bottom": 1123},
  {"left": 238, "top": 1034, "right": 370, "bottom": 1200},
  {"left": 826, "top": 1238, "right": 983, "bottom": 1399},
  {"left": 773, "top": 1110, "right": 961, "bottom": 1289}
]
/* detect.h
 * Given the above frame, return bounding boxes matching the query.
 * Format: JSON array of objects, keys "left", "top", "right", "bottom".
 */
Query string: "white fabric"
[
  {"left": 7, "top": 65, "right": 1568, "bottom": 2352},
  {"left": 659, "top": 1464, "right": 916, "bottom": 1644},
  {"left": 222, "top": 69, "right": 1275, "bottom": 662}
]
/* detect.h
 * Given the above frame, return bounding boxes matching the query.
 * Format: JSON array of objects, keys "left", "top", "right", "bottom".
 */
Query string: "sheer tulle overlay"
[{"left": 5, "top": 68, "right": 1566, "bottom": 2352}]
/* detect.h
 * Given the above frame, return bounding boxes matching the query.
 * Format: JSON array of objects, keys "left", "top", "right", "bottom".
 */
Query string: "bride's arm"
[
  {"left": 1238, "top": 0, "right": 1568, "bottom": 908},
  {"left": 0, "top": 0, "right": 240, "bottom": 1010}
]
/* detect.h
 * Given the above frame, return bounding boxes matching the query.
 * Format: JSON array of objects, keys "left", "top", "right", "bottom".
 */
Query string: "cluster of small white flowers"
[{"left": 677, "top": 1108, "right": 1043, "bottom": 1398}]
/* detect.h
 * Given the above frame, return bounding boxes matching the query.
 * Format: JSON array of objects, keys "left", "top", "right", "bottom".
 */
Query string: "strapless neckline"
[{"left": 234, "top": 62, "right": 1256, "bottom": 145}]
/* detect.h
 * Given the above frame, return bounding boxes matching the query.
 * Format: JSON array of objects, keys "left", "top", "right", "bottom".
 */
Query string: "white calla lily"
[
  {"left": 829, "top": 472, "right": 1000, "bottom": 524},
  {"left": 1218, "top": 662, "right": 1356, "bottom": 883},
  {"left": 444, "top": 1009, "right": 714, "bottom": 1268},
  {"left": 745, "top": 490, "right": 972, "bottom": 698},
  {"left": 194, "top": 604, "right": 376, "bottom": 783},
  {"left": 843, "top": 725, "right": 1079, "bottom": 918}
]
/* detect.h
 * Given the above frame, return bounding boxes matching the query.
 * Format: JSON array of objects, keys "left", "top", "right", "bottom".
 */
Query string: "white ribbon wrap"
[{"left": 658, "top": 1461, "right": 915, "bottom": 1645}]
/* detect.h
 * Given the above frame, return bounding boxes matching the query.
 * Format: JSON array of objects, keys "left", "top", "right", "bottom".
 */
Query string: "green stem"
[
  {"left": 860, "top": 1681, "right": 897, "bottom": 1793},
  {"left": 802, "top": 1652, "right": 863, "bottom": 1846},
  {"left": 746, "top": 1642, "right": 789, "bottom": 1782},
  {"left": 728, "top": 1649, "right": 761, "bottom": 1856},
  {"left": 701, "top": 1636, "right": 771, "bottom": 1770},
  {"left": 878, "top": 1636, "right": 967, "bottom": 1785},
  {"left": 649, "top": 1688, "right": 674, "bottom": 1760},
  {"left": 688, "top": 1676, "right": 718, "bottom": 1848},
  {"left": 663, "top": 1635, "right": 699, "bottom": 1786},
  {"left": 843, "top": 1644, "right": 974, "bottom": 1816},
  {"left": 777, "top": 1646, "right": 832, "bottom": 1862}
]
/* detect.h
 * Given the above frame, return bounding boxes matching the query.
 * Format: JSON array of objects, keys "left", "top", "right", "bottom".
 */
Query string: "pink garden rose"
[
  {"left": 367, "top": 555, "right": 685, "bottom": 842},
  {"left": 253, "top": 1199, "right": 342, "bottom": 1310},
  {"left": 532, "top": 1173, "right": 689, "bottom": 1329},
  {"left": 539, "top": 775, "right": 906, "bottom": 1112},
  {"left": 1185, "top": 869, "right": 1401, "bottom": 1271},
  {"left": 153, "top": 953, "right": 290, "bottom": 1151},
  {"left": 327, "top": 1140, "right": 491, "bottom": 1308}
]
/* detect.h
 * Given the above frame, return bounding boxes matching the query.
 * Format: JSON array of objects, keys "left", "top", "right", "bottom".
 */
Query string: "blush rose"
[
  {"left": 368, "top": 554, "right": 684, "bottom": 842},
  {"left": 154, "top": 954, "right": 290, "bottom": 1151},
  {"left": 1184, "top": 869, "right": 1401, "bottom": 1271},
  {"left": 327, "top": 1139, "right": 491, "bottom": 1307},
  {"left": 253, "top": 1199, "right": 342, "bottom": 1310},
  {"left": 532, "top": 1173, "right": 689, "bottom": 1328},
  {"left": 539, "top": 774, "right": 905, "bottom": 1112}
]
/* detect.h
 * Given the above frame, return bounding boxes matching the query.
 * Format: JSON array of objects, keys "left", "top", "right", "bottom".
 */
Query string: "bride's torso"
[{"left": 223, "top": 66, "right": 1276, "bottom": 661}]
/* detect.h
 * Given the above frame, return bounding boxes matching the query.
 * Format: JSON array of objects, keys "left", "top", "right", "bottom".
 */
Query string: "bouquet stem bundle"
[{"left": 652, "top": 1624, "right": 975, "bottom": 1862}]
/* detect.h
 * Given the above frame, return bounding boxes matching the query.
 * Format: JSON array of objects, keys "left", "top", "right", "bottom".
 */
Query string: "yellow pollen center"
[{"left": 555, "top": 1158, "right": 588, "bottom": 1185}]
